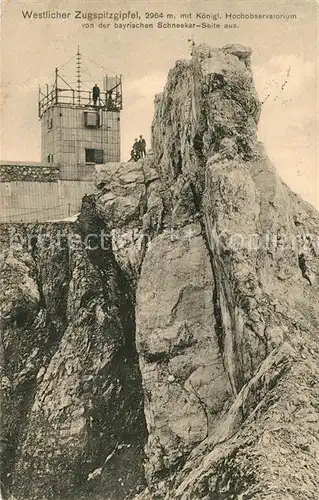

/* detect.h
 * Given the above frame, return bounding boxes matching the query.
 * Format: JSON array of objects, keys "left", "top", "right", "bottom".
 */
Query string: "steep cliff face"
[
  {"left": 1, "top": 44, "right": 319, "bottom": 500},
  {"left": 0, "top": 219, "right": 147, "bottom": 499},
  {"left": 134, "top": 44, "right": 319, "bottom": 498}
]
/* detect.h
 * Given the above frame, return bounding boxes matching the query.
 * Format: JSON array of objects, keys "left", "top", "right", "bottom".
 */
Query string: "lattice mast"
[{"left": 76, "top": 46, "right": 81, "bottom": 105}]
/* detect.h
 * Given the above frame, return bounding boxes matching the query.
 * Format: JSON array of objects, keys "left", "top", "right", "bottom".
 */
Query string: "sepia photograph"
[{"left": 0, "top": 0, "right": 318, "bottom": 498}]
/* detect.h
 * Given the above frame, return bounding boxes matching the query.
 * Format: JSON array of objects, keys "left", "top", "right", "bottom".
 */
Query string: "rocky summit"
[{"left": 1, "top": 44, "right": 319, "bottom": 500}]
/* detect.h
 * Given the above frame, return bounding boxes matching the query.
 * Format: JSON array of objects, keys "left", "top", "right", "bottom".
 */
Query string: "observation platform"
[{"left": 38, "top": 71, "right": 123, "bottom": 118}]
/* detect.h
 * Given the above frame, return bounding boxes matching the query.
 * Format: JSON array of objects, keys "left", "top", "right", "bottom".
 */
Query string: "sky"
[{"left": 0, "top": 0, "right": 318, "bottom": 208}]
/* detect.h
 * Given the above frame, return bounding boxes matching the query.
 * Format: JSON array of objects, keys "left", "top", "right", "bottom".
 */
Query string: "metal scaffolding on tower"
[{"left": 38, "top": 50, "right": 123, "bottom": 118}]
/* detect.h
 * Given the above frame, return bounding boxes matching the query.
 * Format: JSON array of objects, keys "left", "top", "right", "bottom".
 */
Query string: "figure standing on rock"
[
  {"left": 129, "top": 139, "right": 140, "bottom": 162},
  {"left": 138, "top": 135, "right": 146, "bottom": 158},
  {"left": 129, "top": 136, "right": 146, "bottom": 161}
]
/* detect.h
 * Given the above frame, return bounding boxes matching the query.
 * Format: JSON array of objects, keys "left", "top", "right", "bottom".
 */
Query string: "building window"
[
  {"left": 85, "top": 149, "right": 104, "bottom": 164},
  {"left": 47, "top": 153, "right": 53, "bottom": 164},
  {"left": 47, "top": 118, "right": 53, "bottom": 131},
  {"left": 84, "top": 111, "right": 99, "bottom": 128}
]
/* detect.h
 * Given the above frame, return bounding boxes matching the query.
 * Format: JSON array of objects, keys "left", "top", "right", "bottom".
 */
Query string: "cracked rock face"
[
  {"left": 136, "top": 224, "right": 232, "bottom": 483},
  {"left": 1, "top": 44, "right": 319, "bottom": 500},
  {"left": 0, "top": 222, "right": 147, "bottom": 500},
  {"left": 137, "top": 43, "right": 319, "bottom": 499}
]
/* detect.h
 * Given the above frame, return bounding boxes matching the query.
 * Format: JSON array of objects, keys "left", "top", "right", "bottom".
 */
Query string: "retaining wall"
[
  {"left": 0, "top": 163, "right": 59, "bottom": 182},
  {"left": 0, "top": 179, "right": 95, "bottom": 222}
]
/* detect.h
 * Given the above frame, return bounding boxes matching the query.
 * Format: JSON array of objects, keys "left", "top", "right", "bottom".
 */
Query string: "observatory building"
[
  {"left": 0, "top": 50, "right": 123, "bottom": 222},
  {"left": 39, "top": 54, "right": 122, "bottom": 179}
]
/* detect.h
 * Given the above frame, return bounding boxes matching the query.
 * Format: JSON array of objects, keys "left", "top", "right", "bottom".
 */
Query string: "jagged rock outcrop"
[
  {"left": 133, "top": 43, "right": 319, "bottom": 498},
  {"left": 1, "top": 44, "right": 318, "bottom": 500},
  {"left": 0, "top": 220, "right": 147, "bottom": 499}
]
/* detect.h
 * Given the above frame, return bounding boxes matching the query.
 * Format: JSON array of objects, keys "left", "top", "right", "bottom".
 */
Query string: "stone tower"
[{"left": 38, "top": 49, "right": 122, "bottom": 180}]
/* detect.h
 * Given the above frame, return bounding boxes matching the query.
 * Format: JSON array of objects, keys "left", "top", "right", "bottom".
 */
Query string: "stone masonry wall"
[{"left": 0, "top": 164, "right": 59, "bottom": 182}]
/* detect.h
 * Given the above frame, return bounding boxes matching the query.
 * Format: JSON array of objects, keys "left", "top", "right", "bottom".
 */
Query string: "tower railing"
[{"left": 38, "top": 83, "right": 122, "bottom": 118}]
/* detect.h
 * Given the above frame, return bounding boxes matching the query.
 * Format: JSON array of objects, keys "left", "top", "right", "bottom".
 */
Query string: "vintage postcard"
[{"left": 0, "top": 0, "right": 318, "bottom": 499}]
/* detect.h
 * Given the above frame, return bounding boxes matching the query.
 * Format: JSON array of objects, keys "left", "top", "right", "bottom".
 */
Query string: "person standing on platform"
[
  {"left": 106, "top": 91, "right": 114, "bottom": 110},
  {"left": 92, "top": 84, "right": 100, "bottom": 106}
]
